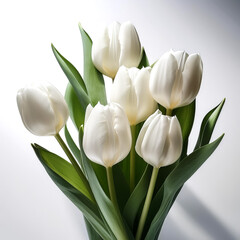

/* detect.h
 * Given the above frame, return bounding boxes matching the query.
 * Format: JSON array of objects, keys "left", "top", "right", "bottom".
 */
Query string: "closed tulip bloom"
[
  {"left": 83, "top": 102, "right": 132, "bottom": 167},
  {"left": 110, "top": 66, "right": 157, "bottom": 125},
  {"left": 149, "top": 50, "right": 203, "bottom": 110},
  {"left": 17, "top": 82, "right": 69, "bottom": 136},
  {"left": 135, "top": 110, "right": 182, "bottom": 168},
  {"left": 92, "top": 21, "right": 142, "bottom": 79}
]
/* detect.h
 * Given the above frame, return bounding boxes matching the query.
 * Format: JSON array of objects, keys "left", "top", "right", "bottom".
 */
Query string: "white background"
[{"left": 1, "top": 0, "right": 240, "bottom": 239}]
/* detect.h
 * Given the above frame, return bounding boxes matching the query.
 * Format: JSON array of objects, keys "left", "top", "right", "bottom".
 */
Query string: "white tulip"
[
  {"left": 92, "top": 21, "right": 142, "bottom": 79},
  {"left": 83, "top": 102, "right": 132, "bottom": 167},
  {"left": 17, "top": 82, "right": 69, "bottom": 136},
  {"left": 149, "top": 50, "right": 203, "bottom": 110},
  {"left": 135, "top": 110, "right": 182, "bottom": 168},
  {"left": 110, "top": 66, "right": 157, "bottom": 125}
]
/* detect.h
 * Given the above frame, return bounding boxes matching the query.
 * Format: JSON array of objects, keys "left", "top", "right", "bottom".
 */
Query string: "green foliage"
[
  {"left": 30, "top": 26, "right": 225, "bottom": 240},
  {"left": 79, "top": 24, "right": 107, "bottom": 106},
  {"left": 32, "top": 144, "right": 112, "bottom": 239}
]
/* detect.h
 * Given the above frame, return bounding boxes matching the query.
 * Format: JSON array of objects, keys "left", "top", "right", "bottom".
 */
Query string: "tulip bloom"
[
  {"left": 135, "top": 110, "right": 182, "bottom": 168},
  {"left": 149, "top": 50, "right": 203, "bottom": 110},
  {"left": 110, "top": 66, "right": 157, "bottom": 125},
  {"left": 92, "top": 21, "right": 142, "bottom": 79},
  {"left": 83, "top": 102, "right": 132, "bottom": 167},
  {"left": 17, "top": 82, "right": 69, "bottom": 136}
]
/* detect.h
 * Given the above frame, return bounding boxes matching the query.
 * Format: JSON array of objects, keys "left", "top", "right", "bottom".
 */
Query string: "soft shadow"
[
  {"left": 160, "top": 216, "right": 190, "bottom": 240},
  {"left": 175, "top": 186, "right": 237, "bottom": 240}
]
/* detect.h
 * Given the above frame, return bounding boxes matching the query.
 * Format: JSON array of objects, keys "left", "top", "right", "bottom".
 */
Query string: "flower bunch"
[{"left": 17, "top": 21, "right": 225, "bottom": 240}]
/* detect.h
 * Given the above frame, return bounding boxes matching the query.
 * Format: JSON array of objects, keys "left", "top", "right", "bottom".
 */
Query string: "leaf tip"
[{"left": 78, "top": 22, "right": 83, "bottom": 29}]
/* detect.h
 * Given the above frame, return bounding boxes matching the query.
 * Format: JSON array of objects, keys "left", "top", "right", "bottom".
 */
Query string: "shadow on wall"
[{"left": 160, "top": 186, "right": 237, "bottom": 240}]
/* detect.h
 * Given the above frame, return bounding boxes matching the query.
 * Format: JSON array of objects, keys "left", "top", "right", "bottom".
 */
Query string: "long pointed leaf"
[
  {"left": 79, "top": 24, "right": 107, "bottom": 106},
  {"left": 65, "top": 83, "right": 85, "bottom": 128},
  {"left": 123, "top": 165, "right": 152, "bottom": 230},
  {"left": 85, "top": 218, "right": 103, "bottom": 240},
  {"left": 33, "top": 144, "right": 93, "bottom": 201},
  {"left": 32, "top": 144, "right": 112, "bottom": 240},
  {"left": 144, "top": 134, "right": 224, "bottom": 240},
  {"left": 195, "top": 98, "right": 225, "bottom": 149},
  {"left": 52, "top": 44, "right": 90, "bottom": 110}
]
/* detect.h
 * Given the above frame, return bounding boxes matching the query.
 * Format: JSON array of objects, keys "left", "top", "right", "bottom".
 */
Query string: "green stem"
[
  {"left": 130, "top": 125, "right": 136, "bottom": 193},
  {"left": 166, "top": 108, "right": 173, "bottom": 116},
  {"left": 55, "top": 133, "right": 94, "bottom": 201},
  {"left": 135, "top": 167, "right": 159, "bottom": 240},
  {"left": 106, "top": 167, "right": 120, "bottom": 214}
]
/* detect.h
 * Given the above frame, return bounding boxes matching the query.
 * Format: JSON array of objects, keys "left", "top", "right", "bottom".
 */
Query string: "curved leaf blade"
[
  {"left": 52, "top": 44, "right": 90, "bottom": 110},
  {"left": 173, "top": 100, "right": 195, "bottom": 142},
  {"left": 195, "top": 98, "right": 225, "bottom": 149},
  {"left": 123, "top": 165, "right": 152, "bottom": 230},
  {"left": 32, "top": 144, "right": 112, "bottom": 240},
  {"left": 79, "top": 24, "right": 107, "bottom": 106},
  {"left": 145, "top": 134, "right": 224, "bottom": 240},
  {"left": 32, "top": 143, "right": 93, "bottom": 201},
  {"left": 65, "top": 83, "right": 85, "bottom": 128}
]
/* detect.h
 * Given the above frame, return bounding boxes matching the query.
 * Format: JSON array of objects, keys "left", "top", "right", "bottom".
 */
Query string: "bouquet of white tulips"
[{"left": 17, "top": 21, "right": 225, "bottom": 240}]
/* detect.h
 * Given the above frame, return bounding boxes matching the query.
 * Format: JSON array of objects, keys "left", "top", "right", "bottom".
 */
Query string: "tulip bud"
[
  {"left": 110, "top": 66, "right": 157, "bottom": 125},
  {"left": 17, "top": 82, "right": 69, "bottom": 136},
  {"left": 149, "top": 50, "right": 203, "bottom": 110},
  {"left": 135, "top": 110, "right": 182, "bottom": 168},
  {"left": 83, "top": 102, "right": 132, "bottom": 167},
  {"left": 92, "top": 21, "right": 142, "bottom": 79}
]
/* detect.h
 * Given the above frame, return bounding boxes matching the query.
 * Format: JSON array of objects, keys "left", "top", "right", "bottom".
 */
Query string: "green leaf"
[
  {"left": 85, "top": 218, "right": 103, "bottom": 240},
  {"left": 123, "top": 165, "right": 152, "bottom": 230},
  {"left": 118, "top": 122, "right": 147, "bottom": 188},
  {"left": 195, "top": 98, "right": 225, "bottom": 149},
  {"left": 64, "top": 125, "right": 83, "bottom": 169},
  {"left": 32, "top": 144, "right": 92, "bottom": 201},
  {"left": 51, "top": 44, "right": 90, "bottom": 110},
  {"left": 65, "top": 125, "right": 110, "bottom": 196},
  {"left": 173, "top": 100, "right": 195, "bottom": 142},
  {"left": 138, "top": 48, "right": 149, "bottom": 68},
  {"left": 144, "top": 134, "right": 224, "bottom": 240},
  {"left": 79, "top": 24, "right": 107, "bottom": 106},
  {"left": 32, "top": 144, "right": 112, "bottom": 240},
  {"left": 79, "top": 127, "right": 134, "bottom": 240},
  {"left": 65, "top": 83, "right": 85, "bottom": 128}
]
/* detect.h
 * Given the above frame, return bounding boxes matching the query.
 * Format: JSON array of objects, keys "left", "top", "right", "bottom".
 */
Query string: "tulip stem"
[
  {"left": 136, "top": 167, "right": 159, "bottom": 240},
  {"left": 55, "top": 133, "right": 94, "bottom": 201},
  {"left": 130, "top": 125, "right": 136, "bottom": 193},
  {"left": 166, "top": 108, "right": 173, "bottom": 116},
  {"left": 106, "top": 167, "right": 120, "bottom": 213}
]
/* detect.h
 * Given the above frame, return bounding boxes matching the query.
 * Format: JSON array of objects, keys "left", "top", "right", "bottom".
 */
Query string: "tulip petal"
[
  {"left": 83, "top": 102, "right": 131, "bottom": 167},
  {"left": 110, "top": 103, "right": 132, "bottom": 164},
  {"left": 135, "top": 110, "right": 161, "bottom": 158},
  {"left": 181, "top": 54, "right": 203, "bottom": 107},
  {"left": 150, "top": 52, "right": 178, "bottom": 109},
  {"left": 161, "top": 116, "right": 182, "bottom": 166},
  {"left": 134, "top": 67, "right": 157, "bottom": 123},
  {"left": 141, "top": 114, "right": 169, "bottom": 167},
  {"left": 119, "top": 22, "right": 142, "bottom": 68},
  {"left": 46, "top": 83, "right": 69, "bottom": 133},
  {"left": 110, "top": 66, "right": 138, "bottom": 125},
  {"left": 17, "top": 85, "right": 57, "bottom": 136}
]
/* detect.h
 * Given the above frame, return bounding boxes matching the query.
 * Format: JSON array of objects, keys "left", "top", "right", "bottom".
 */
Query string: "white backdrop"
[{"left": 1, "top": 0, "right": 240, "bottom": 239}]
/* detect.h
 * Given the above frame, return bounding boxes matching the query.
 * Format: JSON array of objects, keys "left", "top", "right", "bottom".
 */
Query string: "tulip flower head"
[
  {"left": 149, "top": 50, "right": 203, "bottom": 110},
  {"left": 83, "top": 102, "right": 132, "bottom": 167},
  {"left": 110, "top": 66, "right": 157, "bottom": 125},
  {"left": 92, "top": 21, "right": 142, "bottom": 79},
  {"left": 17, "top": 82, "right": 69, "bottom": 136},
  {"left": 135, "top": 110, "right": 182, "bottom": 168}
]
